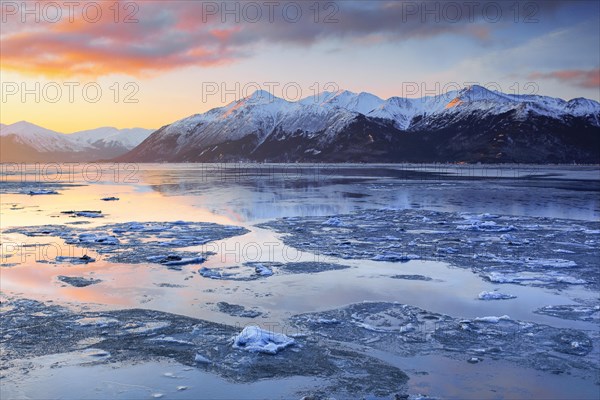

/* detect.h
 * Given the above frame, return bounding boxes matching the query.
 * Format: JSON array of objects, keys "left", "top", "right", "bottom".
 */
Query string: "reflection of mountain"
[
  {"left": 0, "top": 121, "right": 153, "bottom": 162},
  {"left": 140, "top": 165, "right": 600, "bottom": 223},
  {"left": 120, "top": 86, "right": 600, "bottom": 163},
  {"left": 137, "top": 165, "right": 371, "bottom": 221}
]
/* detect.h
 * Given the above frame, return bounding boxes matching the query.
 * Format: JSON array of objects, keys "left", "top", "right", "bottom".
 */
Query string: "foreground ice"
[
  {"left": 5, "top": 221, "right": 248, "bottom": 266},
  {"left": 291, "top": 302, "right": 598, "bottom": 379},
  {"left": 259, "top": 209, "right": 600, "bottom": 289},
  {"left": 0, "top": 298, "right": 409, "bottom": 399},
  {"left": 232, "top": 326, "right": 295, "bottom": 354}
]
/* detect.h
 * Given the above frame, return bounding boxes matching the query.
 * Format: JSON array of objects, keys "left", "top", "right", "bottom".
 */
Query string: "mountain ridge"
[
  {"left": 119, "top": 86, "right": 600, "bottom": 164},
  {"left": 0, "top": 122, "right": 153, "bottom": 162}
]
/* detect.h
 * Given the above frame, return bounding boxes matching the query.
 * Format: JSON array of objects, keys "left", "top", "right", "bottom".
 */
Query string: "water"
[{"left": 1, "top": 163, "right": 599, "bottom": 399}]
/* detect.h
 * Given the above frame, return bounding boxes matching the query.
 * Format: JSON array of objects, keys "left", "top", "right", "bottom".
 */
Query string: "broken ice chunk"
[
  {"left": 27, "top": 189, "right": 59, "bottom": 195},
  {"left": 232, "top": 326, "right": 295, "bottom": 354},
  {"left": 61, "top": 210, "right": 104, "bottom": 218},
  {"left": 199, "top": 267, "right": 224, "bottom": 279},
  {"left": 100, "top": 197, "right": 119, "bottom": 201},
  {"left": 76, "top": 233, "right": 119, "bottom": 245},
  {"left": 477, "top": 291, "right": 516, "bottom": 300},
  {"left": 58, "top": 275, "right": 102, "bottom": 287},
  {"left": 456, "top": 221, "right": 515, "bottom": 232},
  {"left": 148, "top": 255, "right": 206, "bottom": 267},
  {"left": 254, "top": 263, "right": 273, "bottom": 276},
  {"left": 322, "top": 217, "right": 346, "bottom": 227},
  {"left": 75, "top": 317, "right": 120, "bottom": 327},
  {"left": 485, "top": 271, "right": 586, "bottom": 285},
  {"left": 194, "top": 353, "right": 211, "bottom": 363},
  {"left": 372, "top": 252, "right": 420, "bottom": 262},
  {"left": 524, "top": 258, "right": 577, "bottom": 269},
  {"left": 55, "top": 255, "right": 96, "bottom": 264},
  {"left": 474, "top": 315, "right": 511, "bottom": 323},
  {"left": 149, "top": 336, "right": 194, "bottom": 346}
]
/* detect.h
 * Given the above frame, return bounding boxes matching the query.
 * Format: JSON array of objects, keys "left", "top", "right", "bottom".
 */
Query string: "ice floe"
[
  {"left": 27, "top": 189, "right": 59, "bottom": 195},
  {"left": 216, "top": 302, "right": 262, "bottom": 318},
  {"left": 477, "top": 291, "right": 516, "bottom": 300},
  {"left": 194, "top": 353, "right": 211, "bottom": 363},
  {"left": 291, "top": 301, "right": 597, "bottom": 379},
  {"left": 372, "top": 252, "right": 420, "bottom": 262},
  {"left": 390, "top": 274, "right": 433, "bottom": 281},
  {"left": 473, "top": 315, "right": 512, "bottom": 323},
  {"left": 253, "top": 263, "right": 273, "bottom": 276},
  {"left": 5, "top": 221, "right": 248, "bottom": 266},
  {"left": 147, "top": 255, "right": 206, "bottom": 268},
  {"left": 75, "top": 317, "right": 120, "bottom": 327},
  {"left": 534, "top": 303, "right": 600, "bottom": 322},
  {"left": 54, "top": 255, "right": 96, "bottom": 264},
  {"left": 232, "top": 326, "right": 295, "bottom": 354},
  {"left": 258, "top": 209, "right": 599, "bottom": 289},
  {"left": 57, "top": 275, "right": 102, "bottom": 287},
  {"left": 485, "top": 271, "right": 587, "bottom": 285},
  {"left": 61, "top": 210, "right": 104, "bottom": 218}
]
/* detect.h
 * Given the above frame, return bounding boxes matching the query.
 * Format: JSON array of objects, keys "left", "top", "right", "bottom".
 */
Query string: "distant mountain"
[
  {"left": 0, "top": 122, "right": 153, "bottom": 162},
  {"left": 68, "top": 127, "right": 154, "bottom": 157},
  {"left": 120, "top": 86, "right": 600, "bottom": 163}
]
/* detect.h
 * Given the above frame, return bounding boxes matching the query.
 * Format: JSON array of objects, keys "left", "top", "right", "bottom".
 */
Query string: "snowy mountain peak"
[
  {"left": 565, "top": 97, "right": 600, "bottom": 115},
  {"left": 0, "top": 121, "right": 153, "bottom": 156},
  {"left": 0, "top": 121, "right": 82, "bottom": 153},
  {"left": 69, "top": 126, "right": 153, "bottom": 149},
  {"left": 0, "top": 120, "right": 61, "bottom": 137},
  {"left": 303, "top": 90, "right": 384, "bottom": 114},
  {"left": 239, "top": 90, "right": 280, "bottom": 105},
  {"left": 454, "top": 85, "right": 511, "bottom": 104}
]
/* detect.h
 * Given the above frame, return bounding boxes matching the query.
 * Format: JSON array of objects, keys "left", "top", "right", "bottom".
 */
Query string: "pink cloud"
[
  {"left": 0, "top": 0, "right": 582, "bottom": 78},
  {"left": 529, "top": 69, "right": 600, "bottom": 89}
]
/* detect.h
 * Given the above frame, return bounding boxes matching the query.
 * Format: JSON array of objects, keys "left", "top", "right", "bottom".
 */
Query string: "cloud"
[
  {"left": 529, "top": 69, "right": 600, "bottom": 89},
  {"left": 0, "top": 0, "right": 591, "bottom": 77}
]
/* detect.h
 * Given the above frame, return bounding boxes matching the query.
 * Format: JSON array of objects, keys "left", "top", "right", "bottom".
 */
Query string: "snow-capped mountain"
[
  {"left": 121, "top": 85, "right": 600, "bottom": 163},
  {"left": 0, "top": 122, "right": 153, "bottom": 162},
  {"left": 69, "top": 127, "right": 152, "bottom": 149},
  {"left": 0, "top": 121, "right": 85, "bottom": 153},
  {"left": 301, "top": 90, "right": 385, "bottom": 115}
]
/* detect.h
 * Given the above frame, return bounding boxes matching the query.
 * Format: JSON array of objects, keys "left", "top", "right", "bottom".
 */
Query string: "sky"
[{"left": 1, "top": 0, "right": 599, "bottom": 133}]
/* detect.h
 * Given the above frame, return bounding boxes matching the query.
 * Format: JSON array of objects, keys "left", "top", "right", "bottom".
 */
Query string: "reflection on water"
[
  {"left": 140, "top": 164, "right": 600, "bottom": 222},
  {"left": 1, "top": 163, "right": 599, "bottom": 399}
]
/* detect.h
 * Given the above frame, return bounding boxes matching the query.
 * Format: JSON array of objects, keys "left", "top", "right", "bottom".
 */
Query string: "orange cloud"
[{"left": 0, "top": 1, "right": 242, "bottom": 77}]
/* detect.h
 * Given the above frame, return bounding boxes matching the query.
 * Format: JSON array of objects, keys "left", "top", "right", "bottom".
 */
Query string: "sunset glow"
[{"left": 1, "top": 0, "right": 598, "bottom": 132}]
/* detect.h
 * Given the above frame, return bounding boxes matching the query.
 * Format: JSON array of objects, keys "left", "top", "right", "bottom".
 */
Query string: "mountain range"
[
  {"left": 0, "top": 122, "right": 153, "bottom": 162},
  {"left": 119, "top": 85, "right": 600, "bottom": 163},
  {"left": 3, "top": 85, "right": 599, "bottom": 163}
]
